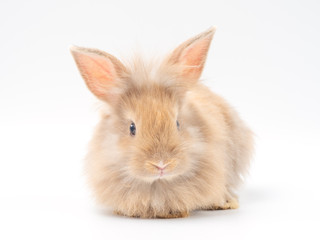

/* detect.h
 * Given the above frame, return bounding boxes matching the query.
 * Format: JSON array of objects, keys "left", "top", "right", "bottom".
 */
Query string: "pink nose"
[
  {"left": 155, "top": 165, "right": 166, "bottom": 170},
  {"left": 153, "top": 162, "right": 169, "bottom": 171}
]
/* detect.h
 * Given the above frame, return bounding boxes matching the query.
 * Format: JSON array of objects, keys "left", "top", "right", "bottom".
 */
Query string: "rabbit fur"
[{"left": 70, "top": 27, "right": 253, "bottom": 218}]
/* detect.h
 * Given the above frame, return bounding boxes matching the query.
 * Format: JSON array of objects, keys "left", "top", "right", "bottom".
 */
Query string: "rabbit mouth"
[
  {"left": 137, "top": 169, "right": 177, "bottom": 183},
  {"left": 154, "top": 168, "right": 182, "bottom": 181},
  {"left": 157, "top": 168, "right": 167, "bottom": 179}
]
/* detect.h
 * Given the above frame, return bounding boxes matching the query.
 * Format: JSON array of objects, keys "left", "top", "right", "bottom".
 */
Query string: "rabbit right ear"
[
  {"left": 167, "top": 27, "right": 216, "bottom": 83},
  {"left": 70, "top": 46, "right": 128, "bottom": 101}
]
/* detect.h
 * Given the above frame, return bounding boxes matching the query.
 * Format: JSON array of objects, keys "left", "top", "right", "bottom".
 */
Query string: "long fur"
[{"left": 71, "top": 28, "right": 254, "bottom": 218}]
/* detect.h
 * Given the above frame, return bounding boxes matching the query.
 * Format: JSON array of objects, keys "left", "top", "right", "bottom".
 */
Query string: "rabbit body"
[{"left": 71, "top": 28, "right": 253, "bottom": 218}]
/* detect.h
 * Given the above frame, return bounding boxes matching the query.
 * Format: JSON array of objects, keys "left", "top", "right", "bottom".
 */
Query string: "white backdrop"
[{"left": 1, "top": 0, "right": 320, "bottom": 239}]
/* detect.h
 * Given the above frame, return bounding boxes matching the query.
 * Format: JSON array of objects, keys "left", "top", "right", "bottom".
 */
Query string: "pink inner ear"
[
  {"left": 180, "top": 38, "right": 210, "bottom": 67},
  {"left": 73, "top": 51, "right": 116, "bottom": 97}
]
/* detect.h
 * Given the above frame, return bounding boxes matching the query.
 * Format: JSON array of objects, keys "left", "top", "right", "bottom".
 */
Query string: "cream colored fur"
[{"left": 70, "top": 27, "right": 254, "bottom": 218}]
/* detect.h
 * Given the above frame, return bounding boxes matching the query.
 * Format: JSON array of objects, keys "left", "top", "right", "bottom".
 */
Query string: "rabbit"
[{"left": 70, "top": 27, "right": 253, "bottom": 218}]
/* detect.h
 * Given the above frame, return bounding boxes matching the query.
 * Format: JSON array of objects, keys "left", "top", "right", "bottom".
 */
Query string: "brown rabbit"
[{"left": 70, "top": 27, "right": 253, "bottom": 218}]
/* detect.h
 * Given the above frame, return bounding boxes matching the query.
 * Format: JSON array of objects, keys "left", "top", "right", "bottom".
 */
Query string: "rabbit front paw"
[
  {"left": 156, "top": 211, "right": 189, "bottom": 219},
  {"left": 204, "top": 198, "right": 239, "bottom": 210},
  {"left": 114, "top": 209, "right": 189, "bottom": 219}
]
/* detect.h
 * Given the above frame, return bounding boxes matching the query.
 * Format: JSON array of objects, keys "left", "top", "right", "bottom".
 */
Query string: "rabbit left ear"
[
  {"left": 168, "top": 27, "right": 216, "bottom": 82},
  {"left": 70, "top": 46, "right": 128, "bottom": 101}
]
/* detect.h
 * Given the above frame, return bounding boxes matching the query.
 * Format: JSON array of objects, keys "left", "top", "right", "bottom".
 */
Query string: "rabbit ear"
[
  {"left": 168, "top": 27, "right": 216, "bottom": 82},
  {"left": 70, "top": 46, "right": 127, "bottom": 100}
]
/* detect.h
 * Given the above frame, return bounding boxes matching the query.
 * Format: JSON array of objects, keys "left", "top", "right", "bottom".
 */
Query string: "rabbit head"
[{"left": 70, "top": 28, "right": 216, "bottom": 183}]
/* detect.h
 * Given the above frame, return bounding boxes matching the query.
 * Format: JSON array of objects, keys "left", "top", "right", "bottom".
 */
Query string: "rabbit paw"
[
  {"left": 205, "top": 198, "right": 239, "bottom": 210},
  {"left": 114, "top": 210, "right": 189, "bottom": 219},
  {"left": 156, "top": 211, "right": 189, "bottom": 219}
]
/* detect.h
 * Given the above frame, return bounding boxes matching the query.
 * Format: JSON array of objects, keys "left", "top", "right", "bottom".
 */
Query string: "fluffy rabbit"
[{"left": 70, "top": 27, "right": 253, "bottom": 218}]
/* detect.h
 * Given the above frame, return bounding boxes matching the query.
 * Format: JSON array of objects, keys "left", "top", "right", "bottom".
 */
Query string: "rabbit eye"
[
  {"left": 176, "top": 120, "right": 180, "bottom": 130},
  {"left": 130, "top": 122, "right": 136, "bottom": 136}
]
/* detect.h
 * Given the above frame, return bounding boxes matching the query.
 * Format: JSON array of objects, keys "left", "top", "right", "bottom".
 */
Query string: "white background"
[{"left": 1, "top": 0, "right": 320, "bottom": 239}]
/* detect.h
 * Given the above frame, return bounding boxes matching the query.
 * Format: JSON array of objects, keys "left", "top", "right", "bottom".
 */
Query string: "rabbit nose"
[{"left": 152, "top": 161, "right": 168, "bottom": 170}]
